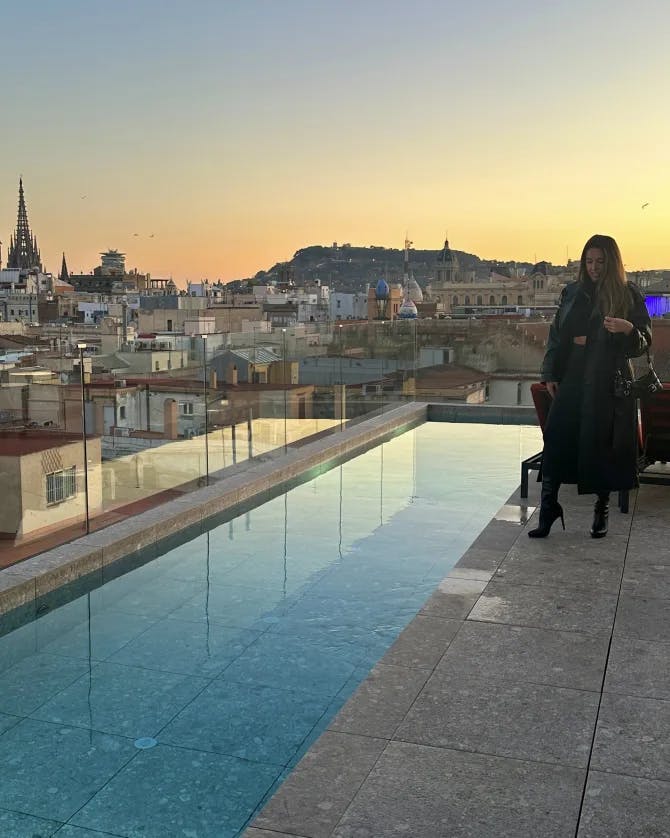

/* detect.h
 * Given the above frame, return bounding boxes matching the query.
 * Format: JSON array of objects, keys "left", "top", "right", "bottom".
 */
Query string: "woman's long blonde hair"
[{"left": 578, "top": 234, "right": 630, "bottom": 317}]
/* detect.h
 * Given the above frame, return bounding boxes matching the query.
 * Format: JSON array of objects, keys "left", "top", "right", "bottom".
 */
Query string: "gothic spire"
[
  {"left": 7, "top": 178, "right": 42, "bottom": 271},
  {"left": 59, "top": 252, "right": 69, "bottom": 282}
]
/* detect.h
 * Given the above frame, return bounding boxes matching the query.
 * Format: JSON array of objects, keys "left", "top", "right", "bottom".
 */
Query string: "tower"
[
  {"left": 399, "top": 237, "right": 419, "bottom": 319},
  {"left": 59, "top": 252, "right": 69, "bottom": 282},
  {"left": 435, "top": 237, "right": 459, "bottom": 284},
  {"left": 7, "top": 178, "right": 43, "bottom": 270}
]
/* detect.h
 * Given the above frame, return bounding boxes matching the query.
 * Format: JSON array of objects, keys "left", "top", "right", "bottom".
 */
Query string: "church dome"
[
  {"left": 398, "top": 298, "right": 418, "bottom": 319},
  {"left": 436, "top": 238, "right": 459, "bottom": 267},
  {"left": 407, "top": 277, "right": 423, "bottom": 303},
  {"left": 375, "top": 279, "right": 389, "bottom": 300}
]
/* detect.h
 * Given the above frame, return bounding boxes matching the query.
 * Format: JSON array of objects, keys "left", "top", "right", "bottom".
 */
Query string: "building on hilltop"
[
  {"left": 423, "top": 237, "right": 570, "bottom": 315},
  {"left": 6, "top": 179, "right": 42, "bottom": 272},
  {"left": 434, "top": 238, "right": 464, "bottom": 285}
]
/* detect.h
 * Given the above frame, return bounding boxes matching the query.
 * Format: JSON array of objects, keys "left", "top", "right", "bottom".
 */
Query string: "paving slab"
[
  {"left": 453, "top": 544, "right": 509, "bottom": 572},
  {"left": 614, "top": 593, "right": 670, "bottom": 642},
  {"left": 621, "top": 562, "right": 670, "bottom": 599},
  {"left": 435, "top": 620, "right": 609, "bottom": 692},
  {"left": 468, "top": 518, "right": 524, "bottom": 551},
  {"left": 331, "top": 740, "right": 584, "bottom": 838},
  {"left": 328, "top": 663, "right": 430, "bottom": 739},
  {"left": 494, "top": 539, "right": 626, "bottom": 592},
  {"left": 591, "top": 691, "right": 670, "bottom": 781},
  {"left": 378, "top": 614, "right": 461, "bottom": 670},
  {"left": 605, "top": 635, "right": 670, "bottom": 700},
  {"left": 250, "top": 731, "right": 386, "bottom": 838},
  {"left": 395, "top": 671, "right": 599, "bottom": 767},
  {"left": 469, "top": 579, "right": 618, "bottom": 635},
  {"left": 625, "top": 521, "right": 670, "bottom": 564},
  {"left": 578, "top": 770, "right": 670, "bottom": 838},
  {"left": 419, "top": 576, "right": 489, "bottom": 620}
]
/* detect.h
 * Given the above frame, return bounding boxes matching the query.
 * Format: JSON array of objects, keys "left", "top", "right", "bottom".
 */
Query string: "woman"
[{"left": 529, "top": 234, "right": 652, "bottom": 538}]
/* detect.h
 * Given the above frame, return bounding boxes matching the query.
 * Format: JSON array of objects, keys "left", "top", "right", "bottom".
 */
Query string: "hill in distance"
[{"left": 233, "top": 243, "right": 537, "bottom": 293}]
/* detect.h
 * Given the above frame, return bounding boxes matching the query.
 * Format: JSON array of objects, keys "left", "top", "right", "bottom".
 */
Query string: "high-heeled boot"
[
  {"left": 591, "top": 493, "right": 609, "bottom": 538},
  {"left": 528, "top": 477, "right": 565, "bottom": 538}
]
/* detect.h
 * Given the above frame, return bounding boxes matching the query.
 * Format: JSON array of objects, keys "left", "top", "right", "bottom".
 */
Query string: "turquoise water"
[{"left": 0, "top": 422, "right": 541, "bottom": 837}]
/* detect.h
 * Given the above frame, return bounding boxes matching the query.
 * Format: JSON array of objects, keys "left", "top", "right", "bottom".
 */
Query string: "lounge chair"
[
  {"left": 520, "top": 383, "right": 551, "bottom": 499},
  {"left": 639, "top": 384, "right": 670, "bottom": 484}
]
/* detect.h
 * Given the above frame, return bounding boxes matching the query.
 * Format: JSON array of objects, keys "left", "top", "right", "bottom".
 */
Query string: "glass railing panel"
[
  {"left": 4, "top": 307, "right": 620, "bottom": 567},
  {"left": 411, "top": 315, "right": 547, "bottom": 408}
]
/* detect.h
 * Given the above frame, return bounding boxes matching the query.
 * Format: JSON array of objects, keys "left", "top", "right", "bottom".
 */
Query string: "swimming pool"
[{"left": 0, "top": 421, "right": 541, "bottom": 837}]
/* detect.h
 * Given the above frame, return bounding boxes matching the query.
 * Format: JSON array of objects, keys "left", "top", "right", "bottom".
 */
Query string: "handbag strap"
[{"left": 643, "top": 345, "right": 655, "bottom": 370}]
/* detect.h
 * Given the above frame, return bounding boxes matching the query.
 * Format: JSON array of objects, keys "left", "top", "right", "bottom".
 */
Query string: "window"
[
  {"left": 167, "top": 319, "right": 173, "bottom": 331},
  {"left": 452, "top": 296, "right": 458, "bottom": 306},
  {"left": 119, "top": 405, "right": 126, "bottom": 420},
  {"left": 155, "top": 361, "right": 160, "bottom": 371},
  {"left": 489, "top": 295, "right": 495, "bottom": 305},
  {"left": 501, "top": 295, "right": 508, "bottom": 305},
  {"left": 476, "top": 295, "right": 483, "bottom": 305},
  {"left": 182, "top": 403, "right": 194, "bottom": 415},
  {"left": 517, "top": 295, "right": 523, "bottom": 305},
  {"left": 464, "top": 296, "right": 470, "bottom": 305},
  {"left": 46, "top": 467, "right": 76, "bottom": 505}
]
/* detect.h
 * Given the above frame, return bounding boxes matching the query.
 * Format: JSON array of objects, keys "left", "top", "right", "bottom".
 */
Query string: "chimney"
[{"left": 226, "top": 364, "right": 238, "bottom": 386}]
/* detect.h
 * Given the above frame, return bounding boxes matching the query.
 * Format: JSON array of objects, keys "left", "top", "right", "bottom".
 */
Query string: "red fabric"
[
  {"left": 530, "top": 382, "right": 552, "bottom": 432},
  {"left": 640, "top": 384, "right": 670, "bottom": 464}
]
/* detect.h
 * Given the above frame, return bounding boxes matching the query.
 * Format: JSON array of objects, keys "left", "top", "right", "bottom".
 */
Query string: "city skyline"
[{"left": 2, "top": 0, "right": 669, "bottom": 282}]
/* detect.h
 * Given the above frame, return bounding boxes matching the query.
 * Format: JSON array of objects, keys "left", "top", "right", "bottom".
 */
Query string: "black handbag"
[{"left": 613, "top": 348, "right": 662, "bottom": 400}]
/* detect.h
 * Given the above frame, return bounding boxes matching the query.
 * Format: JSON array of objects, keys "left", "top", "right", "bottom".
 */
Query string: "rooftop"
[
  {"left": 0, "top": 405, "right": 668, "bottom": 836},
  {"left": 0, "top": 429, "right": 88, "bottom": 456}
]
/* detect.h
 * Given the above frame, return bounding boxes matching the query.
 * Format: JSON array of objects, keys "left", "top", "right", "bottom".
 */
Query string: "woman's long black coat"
[{"left": 540, "top": 281, "right": 652, "bottom": 493}]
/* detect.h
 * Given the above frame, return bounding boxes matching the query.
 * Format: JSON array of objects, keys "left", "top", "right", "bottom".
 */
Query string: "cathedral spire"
[
  {"left": 7, "top": 178, "right": 42, "bottom": 271},
  {"left": 59, "top": 252, "right": 69, "bottom": 282}
]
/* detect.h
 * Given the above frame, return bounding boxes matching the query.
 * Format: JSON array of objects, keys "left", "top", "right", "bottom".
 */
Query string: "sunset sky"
[{"left": 2, "top": 0, "right": 669, "bottom": 284}]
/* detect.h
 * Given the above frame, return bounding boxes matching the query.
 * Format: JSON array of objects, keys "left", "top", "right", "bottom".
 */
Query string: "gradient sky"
[{"left": 2, "top": 0, "right": 669, "bottom": 284}]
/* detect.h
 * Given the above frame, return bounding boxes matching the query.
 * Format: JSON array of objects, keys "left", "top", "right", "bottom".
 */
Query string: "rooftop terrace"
[{"left": 0, "top": 404, "right": 668, "bottom": 836}]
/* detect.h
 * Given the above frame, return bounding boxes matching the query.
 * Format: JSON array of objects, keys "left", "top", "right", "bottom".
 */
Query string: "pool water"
[{"left": 0, "top": 422, "right": 541, "bottom": 838}]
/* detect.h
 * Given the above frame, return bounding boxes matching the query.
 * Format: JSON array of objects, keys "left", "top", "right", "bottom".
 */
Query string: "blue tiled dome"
[{"left": 375, "top": 279, "right": 389, "bottom": 300}]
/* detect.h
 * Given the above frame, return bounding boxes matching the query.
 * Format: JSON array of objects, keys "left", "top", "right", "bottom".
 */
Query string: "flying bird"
[
  {"left": 80, "top": 195, "right": 87, "bottom": 199},
  {"left": 642, "top": 202, "right": 649, "bottom": 209},
  {"left": 149, "top": 233, "right": 155, "bottom": 238},
  {"left": 133, "top": 233, "right": 139, "bottom": 236}
]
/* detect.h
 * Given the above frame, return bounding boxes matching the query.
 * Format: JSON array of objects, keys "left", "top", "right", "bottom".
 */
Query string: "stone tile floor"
[{"left": 247, "top": 480, "right": 670, "bottom": 838}]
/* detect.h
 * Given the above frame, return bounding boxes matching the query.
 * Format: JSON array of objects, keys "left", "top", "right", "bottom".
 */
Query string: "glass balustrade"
[{"left": 3, "top": 311, "right": 668, "bottom": 567}]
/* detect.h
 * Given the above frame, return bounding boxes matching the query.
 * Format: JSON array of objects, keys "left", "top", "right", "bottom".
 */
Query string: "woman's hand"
[
  {"left": 545, "top": 381, "right": 558, "bottom": 398},
  {"left": 604, "top": 316, "right": 633, "bottom": 335}
]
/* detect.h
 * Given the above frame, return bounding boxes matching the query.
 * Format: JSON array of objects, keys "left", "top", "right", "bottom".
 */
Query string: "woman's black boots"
[
  {"left": 528, "top": 478, "right": 565, "bottom": 538},
  {"left": 591, "top": 493, "right": 610, "bottom": 538}
]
